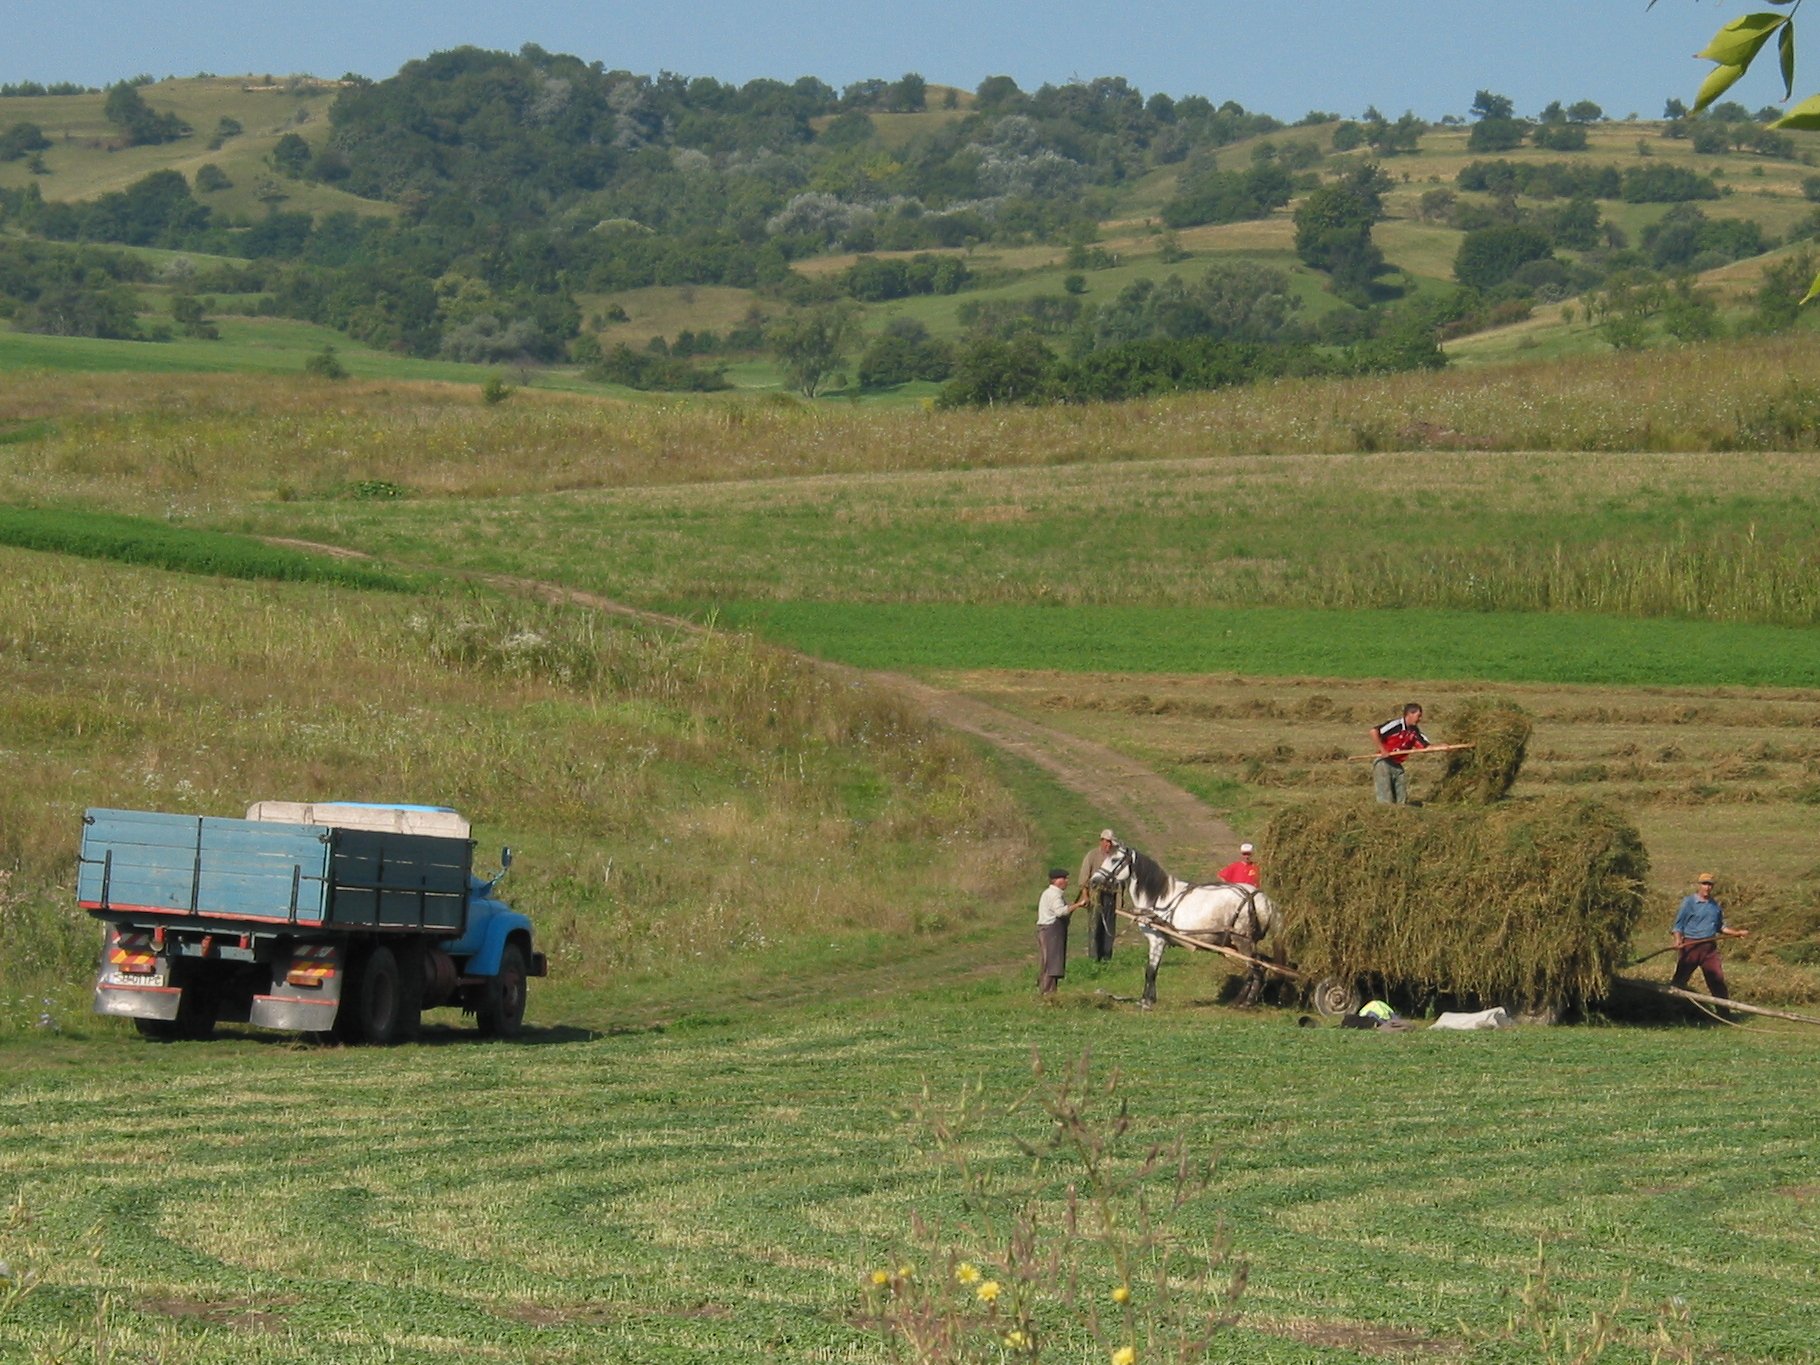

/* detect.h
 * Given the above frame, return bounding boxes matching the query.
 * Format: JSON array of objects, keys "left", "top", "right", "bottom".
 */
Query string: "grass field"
[
  {"left": 3, "top": 991, "right": 1817, "bottom": 1364},
  {"left": 703, "top": 602, "right": 1820, "bottom": 688},
  {"left": 228, "top": 438, "right": 1820, "bottom": 629},
  {"left": 0, "top": 77, "right": 385, "bottom": 224}
]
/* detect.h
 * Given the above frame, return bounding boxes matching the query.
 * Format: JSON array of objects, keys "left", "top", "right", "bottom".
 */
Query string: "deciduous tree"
[{"left": 768, "top": 304, "right": 859, "bottom": 396}]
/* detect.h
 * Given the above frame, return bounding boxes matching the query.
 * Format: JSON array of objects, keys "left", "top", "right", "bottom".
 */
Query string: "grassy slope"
[{"left": 1, "top": 287, "right": 1818, "bottom": 1360}]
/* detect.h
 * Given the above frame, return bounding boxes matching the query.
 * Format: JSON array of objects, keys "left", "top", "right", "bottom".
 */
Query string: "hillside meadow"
[
  {"left": 4, "top": 335, "right": 1820, "bottom": 1360},
  {"left": 7, "top": 336, "right": 1820, "bottom": 508},
  {"left": 0, "top": 543, "right": 1032, "bottom": 1040},
  {"left": 11, "top": 73, "right": 1820, "bottom": 395}
]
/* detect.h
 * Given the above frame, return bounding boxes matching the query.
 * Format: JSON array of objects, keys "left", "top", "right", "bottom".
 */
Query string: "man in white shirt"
[{"left": 1036, "top": 868, "right": 1078, "bottom": 996}]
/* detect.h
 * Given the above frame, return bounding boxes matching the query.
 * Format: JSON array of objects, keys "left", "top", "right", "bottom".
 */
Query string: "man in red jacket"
[{"left": 1219, "top": 842, "right": 1259, "bottom": 886}]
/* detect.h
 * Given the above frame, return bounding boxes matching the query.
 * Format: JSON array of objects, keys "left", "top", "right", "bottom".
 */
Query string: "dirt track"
[{"left": 263, "top": 540, "right": 1234, "bottom": 865}]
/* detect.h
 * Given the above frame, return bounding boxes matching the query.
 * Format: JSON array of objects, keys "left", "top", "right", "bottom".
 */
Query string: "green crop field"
[{"left": 702, "top": 602, "right": 1820, "bottom": 689}]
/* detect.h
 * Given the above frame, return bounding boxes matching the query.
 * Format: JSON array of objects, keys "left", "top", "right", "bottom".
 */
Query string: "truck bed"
[{"left": 79, "top": 808, "right": 471, "bottom": 934}]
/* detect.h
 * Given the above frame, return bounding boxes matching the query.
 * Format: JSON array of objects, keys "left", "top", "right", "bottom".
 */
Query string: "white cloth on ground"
[{"left": 1429, "top": 1007, "right": 1514, "bottom": 1031}]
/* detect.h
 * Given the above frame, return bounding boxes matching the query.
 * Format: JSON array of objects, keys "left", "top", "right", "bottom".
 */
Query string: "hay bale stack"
[
  {"left": 1430, "top": 696, "right": 1533, "bottom": 805},
  {"left": 1263, "top": 796, "right": 1648, "bottom": 1009}
]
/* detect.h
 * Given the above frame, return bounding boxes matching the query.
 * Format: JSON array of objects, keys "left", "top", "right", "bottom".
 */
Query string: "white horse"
[{"left": 1091, "top": 841, "right": 1281, "bottom": 1008}]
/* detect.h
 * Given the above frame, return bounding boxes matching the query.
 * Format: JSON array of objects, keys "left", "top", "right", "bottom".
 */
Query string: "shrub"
[{"left": 303, "top": 344, "right": 348, "bottom": 379}]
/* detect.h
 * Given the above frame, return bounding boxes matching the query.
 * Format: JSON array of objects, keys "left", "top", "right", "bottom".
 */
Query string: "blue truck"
[{"left": 78, "top": 801, "right": 546, "bottom": 1043}]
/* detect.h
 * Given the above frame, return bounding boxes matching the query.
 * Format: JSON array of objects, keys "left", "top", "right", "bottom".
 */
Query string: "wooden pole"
[
  {"left": 1619, "top": 976, "right": 1820, "bottom": 1027},
  {"left": 1344, "top": 744, "right": 1477, "bottom": 761},
  {"left": 1114, "top": 907, "right": 1302, "bottom": 979}
]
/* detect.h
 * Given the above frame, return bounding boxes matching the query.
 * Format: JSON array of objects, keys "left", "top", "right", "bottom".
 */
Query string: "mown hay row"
[{"left": 1263, "top": 797, "right": 1648, "bottom": 1008}]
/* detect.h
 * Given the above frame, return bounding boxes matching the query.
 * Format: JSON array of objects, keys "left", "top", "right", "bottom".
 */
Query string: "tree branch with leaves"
[{"left": 1659, "top": 0, "right": 1820, "bottom": 296}]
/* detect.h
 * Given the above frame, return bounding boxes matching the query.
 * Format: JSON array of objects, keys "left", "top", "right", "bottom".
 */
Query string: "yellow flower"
[
  {"left": 1111, "top": 1347, "right": 1136, "bottom": 1365},
  {"left": 1004, "top": 1328, "right": 1028, "bottom": 1349},
  {"left": 897, "top": 1264, "right": 914, "bottom": 1279},
  {"left": 977, "top": 1279, "right": 1001, "bottom": 1303},
  {"left": 955, "top": 1261, "right": 981, "bottom": 1284},
  {"left": 1112, "top": 1284, "right": 1131, "bottom": 1304},
  {"left": 870, "top": 1269, "right": 889, "bottom": 1287}
]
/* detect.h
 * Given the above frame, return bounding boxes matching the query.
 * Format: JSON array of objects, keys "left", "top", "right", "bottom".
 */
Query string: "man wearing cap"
[
  {"left": 1671, "top": 872, "right": 1750, "bottom": 1005},
  {"left": 1219, "top": 842, "right": 1260, "bottom": 886},
  {"left": 1371, "top": 702, "right": 1430, "bottom": 804},
  {"left": 1036, "top": 867, "right": 1080, "bottom": 996},
  {"left": 1078, "top": 829, "right": 1123, "bottom": 961}
]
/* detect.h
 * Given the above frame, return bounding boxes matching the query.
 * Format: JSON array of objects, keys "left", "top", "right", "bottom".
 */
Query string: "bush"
[
  {"left": 1531, "top": 123, "right": 1588, "bottom": 152},
  {"left": 1622, "top": 164, "right": 1720, "bottom": 203},
  {"left": 1454, "top": 225, "right": 1555, "bottom": 291},
  {"left": 585, "top": 343, "right": 729, "bottom": 392},
  {"left": 303, "top": 344, "right": 348, "bottom": 379}
]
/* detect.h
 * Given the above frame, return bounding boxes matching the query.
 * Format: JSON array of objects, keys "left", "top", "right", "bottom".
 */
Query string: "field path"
[{"left": 264, "top": 540, "right": 1234, "bottom": 863}]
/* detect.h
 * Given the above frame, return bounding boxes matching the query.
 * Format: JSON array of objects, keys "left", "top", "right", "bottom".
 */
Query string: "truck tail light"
[
  {"left": 107, "top": 929, "right": 159, "bottom": 976},
  {"left": 284, "top": 943, "right": 339, "bottom": 989}
]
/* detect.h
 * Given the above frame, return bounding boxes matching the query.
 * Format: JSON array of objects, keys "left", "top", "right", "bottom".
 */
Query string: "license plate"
[{"left": 105, "top": 971, "right": 166, "bottom": 988}]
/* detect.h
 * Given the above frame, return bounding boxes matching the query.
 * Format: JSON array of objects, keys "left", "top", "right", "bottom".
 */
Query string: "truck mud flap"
[
  {"left": 249, "top": 994, "right": 340, "bottom": 1031},
  {"left": 250, "top": 942, "right": 344, "bottom": 1032},
  {"left": 95, "top": 981, "right": 181, "bottom": 1021}
]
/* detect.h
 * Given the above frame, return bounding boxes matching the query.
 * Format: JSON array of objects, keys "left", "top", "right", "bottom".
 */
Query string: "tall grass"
[{"left": 7, "top": 338, "right": 1820, "bottom": 510}]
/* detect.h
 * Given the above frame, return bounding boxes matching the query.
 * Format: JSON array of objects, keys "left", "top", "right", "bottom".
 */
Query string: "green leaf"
[
  {"left": 1801, "top": 270, "right": 1820, "bottom": 306},
  {"left": 1772, "top": 93, "right": 1820, "bottom": 127},
  {"left": 1697, "top": 13, "right": 1786, "bottom": 68},
  {"left": 1781, "top": 20, "right": 1798, "bottom": 97},
  {"left": 1693, "top": 62, "right": 1747, "bottom": 113}
]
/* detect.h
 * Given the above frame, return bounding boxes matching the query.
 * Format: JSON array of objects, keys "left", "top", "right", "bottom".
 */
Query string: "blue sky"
[{"left": 2, "top": 2, "right": 1783, "bottom": 123}]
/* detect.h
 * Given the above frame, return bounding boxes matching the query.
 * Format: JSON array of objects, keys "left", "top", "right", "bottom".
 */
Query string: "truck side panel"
[
  {"left": 79, "top": 810, "right": 331, "bottom": 922},
  {"left": 327, "top": 828, "right": 467, "bottom": 933}
]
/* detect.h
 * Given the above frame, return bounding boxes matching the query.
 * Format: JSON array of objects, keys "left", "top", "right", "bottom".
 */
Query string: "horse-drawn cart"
[{"left": 1096, "top": 784, "right": 1648, "bottom": 1020}]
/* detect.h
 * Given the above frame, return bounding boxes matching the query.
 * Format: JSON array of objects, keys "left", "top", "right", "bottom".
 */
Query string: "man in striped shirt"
[{"left": 1371, "top": 702, "right": 1429, "bottom": 805}]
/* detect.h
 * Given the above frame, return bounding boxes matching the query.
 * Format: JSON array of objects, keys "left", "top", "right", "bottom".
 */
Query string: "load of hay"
[
  {"left": 1263, "top": 796, "right": 1648, "bottom": 1010},
  {"left": 1429, "top": 695, "right": 1533, "bottom": 805}
]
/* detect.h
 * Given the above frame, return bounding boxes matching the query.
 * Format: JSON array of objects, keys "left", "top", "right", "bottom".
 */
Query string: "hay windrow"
[
  {"left": 1430, "top": 695, "right": 1532, "bottom": 804},
  {"left": 1263, "top": 796, "right": 1648, "bottom": 1008}
]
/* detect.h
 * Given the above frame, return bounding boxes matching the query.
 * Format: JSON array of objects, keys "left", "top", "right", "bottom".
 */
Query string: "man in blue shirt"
[{"left": 1671, "top": 872, "right": 1750, "bottom": 1003}]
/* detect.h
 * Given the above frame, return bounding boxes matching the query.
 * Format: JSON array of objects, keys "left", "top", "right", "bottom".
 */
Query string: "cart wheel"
[{"left": 1311, "top": 975, "right": 1361, "bottom": 1019}]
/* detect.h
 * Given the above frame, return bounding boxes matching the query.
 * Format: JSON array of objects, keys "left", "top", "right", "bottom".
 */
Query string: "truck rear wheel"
[
  {"left": 393, "top": 941, "right": 425, "bottom": 1043},
  {"left": 476, "top": 943, "right": 528, "bottom": 1038},
  {"left": 341, "top": 945, "right": 405, "bottom": 1045}
]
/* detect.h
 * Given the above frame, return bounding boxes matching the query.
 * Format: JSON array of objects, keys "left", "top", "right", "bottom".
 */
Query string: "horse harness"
[{"left": 1129, "top": 863, "right": 1266, "bottom": 942}]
